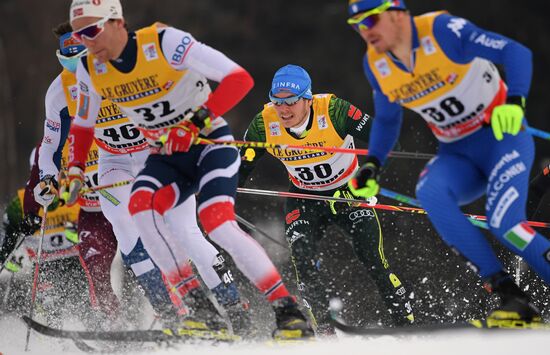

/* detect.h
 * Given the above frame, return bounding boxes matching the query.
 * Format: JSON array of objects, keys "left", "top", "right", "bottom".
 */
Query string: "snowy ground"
[
  {"left": 2, "top": 216, "right": 549, "bottom": 355},
  {"left": 1, "top": 312, "right": 548, "bottom": 355}
]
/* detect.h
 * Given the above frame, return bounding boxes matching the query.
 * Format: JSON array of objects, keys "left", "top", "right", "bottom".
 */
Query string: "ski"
[
  {"left": 22, "top": 316, "right": 240, "bottom": 343},
  {"left": 329, "top": 315, "right": 550, "bottom": 335},
  {"left": 327, "top": 298, "right": 550, "bottom": 336}
]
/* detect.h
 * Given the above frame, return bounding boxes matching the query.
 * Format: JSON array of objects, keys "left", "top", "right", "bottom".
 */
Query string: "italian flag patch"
[{"left": 504, "top": 223, "right": 536, "bottom": 251}]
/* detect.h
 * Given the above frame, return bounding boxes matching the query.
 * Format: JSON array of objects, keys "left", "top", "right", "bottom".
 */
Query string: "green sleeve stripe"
[
  {"left": 6, "top": 196, "right": 23, "bottom": 227},
  {"left": 244, "top": 112, "right": 267, "bottom": 143},
  {"left": 329, "top": 96, "right": 352, "bottom": 139}
]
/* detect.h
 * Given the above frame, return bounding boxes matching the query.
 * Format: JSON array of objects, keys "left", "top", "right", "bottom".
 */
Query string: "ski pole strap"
[{"left": 196, "top": 137, "right": 434, "bottom": 160}]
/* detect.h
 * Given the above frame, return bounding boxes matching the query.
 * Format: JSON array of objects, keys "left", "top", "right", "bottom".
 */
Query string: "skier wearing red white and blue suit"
[
  {"left": 66, "top": 0, "right": 312, "bottom": 337},
  {"left": 35, "top": 23, "right": 239, "bottom": 326},
  {"left": 346, "top": 0, "right": 549, "bottom": 322}
]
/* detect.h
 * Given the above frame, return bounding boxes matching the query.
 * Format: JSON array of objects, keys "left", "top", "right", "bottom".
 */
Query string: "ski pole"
[
  {"left": 235, "top": 214, "right": 287, "bottom": 248},
  {"left": 195, "top": 137, "right": 434, "bottom": 160},
  {"left": 2, "top": 272, "right": 16, "bottom": 312},
  {"left": 379, "top": 187, "right": 550, "bottom": 229},
  {"left": 237, "top": 187, "right": 550, "bottom": 229},
  {"left": 24, "top": 208, "right": 48, "bottom": 351},
  {"left": 79, "top": 179, "right": 135, "bottom": 194},
  {"left": 0, "top": 235, "right": 27, "bottom": 275},
  {"left": 0, "top": 221, "right": 66, "bottom": 276},
  {"left": 237, "top": 187, "right": 378, "bottom": 207},
  {"left": 526, "top": 126, "right": 550, "bottom": 141},
  {"left": 378, "top": 187, "right": 490, "bottom": 230}
]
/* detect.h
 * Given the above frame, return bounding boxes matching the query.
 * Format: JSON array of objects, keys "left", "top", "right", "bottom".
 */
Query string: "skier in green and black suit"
[{"left": 239, "top": 65, "right": 415, "bottom": 335}]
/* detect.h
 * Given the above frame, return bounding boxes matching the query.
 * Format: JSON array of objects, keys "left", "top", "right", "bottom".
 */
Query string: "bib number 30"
[{"left": 295, "top": 163, "right": 332, "bottom": 181}]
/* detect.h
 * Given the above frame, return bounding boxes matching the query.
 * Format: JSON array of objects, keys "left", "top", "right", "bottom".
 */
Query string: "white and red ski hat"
[{"left": 70, "top": 0, "right": 123, "bottom": 23}]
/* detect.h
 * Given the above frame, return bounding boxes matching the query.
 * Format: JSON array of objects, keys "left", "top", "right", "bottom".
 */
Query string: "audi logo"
[{"left": 348, "top": 209, "right": 375, "bottom": 220}]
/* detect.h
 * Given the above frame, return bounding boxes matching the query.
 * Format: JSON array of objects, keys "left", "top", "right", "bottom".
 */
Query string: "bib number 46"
[{"left": 103, "top": 123, "right": 141, "bottom": 142}]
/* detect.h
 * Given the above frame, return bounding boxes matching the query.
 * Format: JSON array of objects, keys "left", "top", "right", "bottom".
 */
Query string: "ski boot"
[
  {"left": 161, "top": 290, "right": 237, "bottom": 342},
  {"left": 211, "top": 281, "right": 252, "bottom": 337},
  {"left": 225, "top": 299, "right": 253, "bottom": 337},
  {"left": 484, "top": 271, "right": 542, "bottom": 328},
  {"left": 183, "top": 288, "right": 228, "bottom": 332},
  {"left": 272, "top": 296, "right": 314, "bottom": 341},
  {"left": 386, "top": 272, "right": 415, "bottom": 327}
]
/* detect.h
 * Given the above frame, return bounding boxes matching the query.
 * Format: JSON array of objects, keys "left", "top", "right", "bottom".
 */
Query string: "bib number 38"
[{"left": 421, "top": 96, "right": 465, "bottom": 122}]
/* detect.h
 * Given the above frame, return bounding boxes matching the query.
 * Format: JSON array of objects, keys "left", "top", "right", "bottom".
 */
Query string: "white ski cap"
[{"left": 70, "top": 0, "right": 123, "bottom": 23}]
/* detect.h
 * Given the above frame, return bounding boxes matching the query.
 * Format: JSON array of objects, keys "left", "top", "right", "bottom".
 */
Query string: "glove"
[
  {"left": 159, "top": 106, "right": 213, "bottom": 155},
  {"left": 159, "top": 120, "right": 200, "bottom": 155},
  {"left": 348, "top": 157, "right": 381, "bottom": 199},
  {"left": 19, "top": 213, "right": 42, "bottom": 236},
  {"left": 186, "top": 106, "right": 213, "bottom": 130},
  {"left": 242, "top": 148, "right": 256, "bottom": 162},
  {"left": 64, "top": 221, "right": 79, "bottom": 244},
  {"left": 33, "top": 175, "right": 58, "bottom": 207},
  {"left": 5, "top": 255, "right": 23, "bottom": 273},
  {"left": 329, "top": 188, "right": 358, "bottom": 215},
  {"left": 62, "top": 166, "right": 84, "bottom": 206},
  {"left": 329, "top": 187, "right": 379, "bottom": 214},
  {"left": 490, "top": 96, "right": 525, "bottom": 141}
]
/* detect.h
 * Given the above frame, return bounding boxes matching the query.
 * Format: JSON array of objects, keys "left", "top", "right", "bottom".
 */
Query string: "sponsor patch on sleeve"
[
  {"left": 504, "top": 222, "right": 536, "bottom": 251},
  {"left": 347, "top": 105, "right": 363, "bottom": 121},
  {"left": 78, "top": 94, "right": 90, "bottom": 119},
  {"left": 46, "top": 119, "right": 61, "bottom": 132},
  {"left": 285, "top": 209, "right": 300, "bottom": 224}
]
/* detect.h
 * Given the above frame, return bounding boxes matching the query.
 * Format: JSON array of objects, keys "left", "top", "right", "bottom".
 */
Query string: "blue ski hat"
[
  {"left": 348, "top": 0, "right": 407, "bottom": 17},
  {"left": 57, "top": 32, "right": 87, "bottom": 73},
  {"left": 270, "top": 64, "right": 313, "bottom": 100}
]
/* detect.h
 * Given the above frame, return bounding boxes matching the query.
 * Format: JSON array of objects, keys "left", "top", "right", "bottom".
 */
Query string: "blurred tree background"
[{"left": 0, "top": 0, "right": 549, "bottom": 327}]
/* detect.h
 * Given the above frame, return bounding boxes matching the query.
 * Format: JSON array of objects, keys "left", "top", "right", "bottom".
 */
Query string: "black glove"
[
  {"left": 19, "top": 213, "right": 42, "bottom": 236},
  {"left": 348, "top": 156, "right": 381, "bottom": 198},
  {"left": 187, "top": 106, "right": 212, "bottom": 129},
  {"left": 33, "top": 175, "right": 59, "bottom": 207}
]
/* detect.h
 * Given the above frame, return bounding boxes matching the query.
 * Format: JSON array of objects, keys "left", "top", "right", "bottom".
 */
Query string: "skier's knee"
[
  {"left": 198, "top": 200, "right": 235, "bottom": 234},
  {"left": 153, "top": 184, "right": 178, "bottom": 216},
  {"left": 128, "top": 189, "right": 154, "bottom": 215}
]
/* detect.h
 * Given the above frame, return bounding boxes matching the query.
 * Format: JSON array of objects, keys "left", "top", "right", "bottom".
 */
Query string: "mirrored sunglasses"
[
  {"left": 347, "top": 0, "right": 392, "bottom": 31},
  {"left": 269, "top": 94, "right": 304, "bottom": 106},
  {"left": 72, "top": 15, "right": 111, "bottom": 41}
]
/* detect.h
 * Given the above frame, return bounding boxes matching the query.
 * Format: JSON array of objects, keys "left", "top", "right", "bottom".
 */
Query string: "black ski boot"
[
  {"left": 184, "top": 288, "right": 228, "bottom": 331},
  {"left": 224, "top": 299, "right": 253, "bottom": 337},
  {"left": 272, "top": 296, "right": 314, "bottom": 340},
  {"left": 484, "top": 271, "right": 542, "bottom": 327},
  {"left": 386, "top": 272, "right": 415, "bottom": 327}
]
